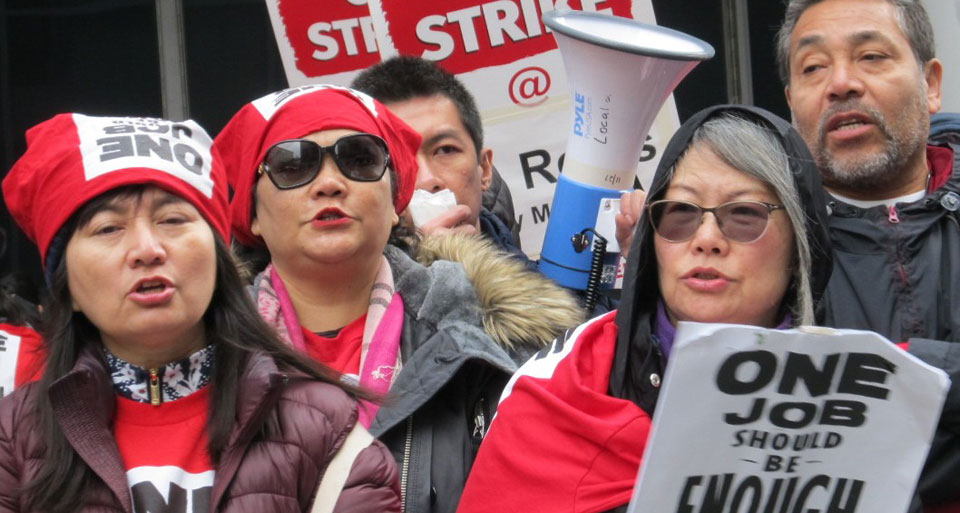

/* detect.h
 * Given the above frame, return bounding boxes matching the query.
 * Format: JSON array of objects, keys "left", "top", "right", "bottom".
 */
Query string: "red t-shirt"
[
  {"left": 114, "top": 387, "right": 214, "bottom": 512},
  {"left": 0, "top": 323, "right": 45, "bottom": 397},
  {"left": 301, "top": 314, "right": 366, "bottom": 376}
]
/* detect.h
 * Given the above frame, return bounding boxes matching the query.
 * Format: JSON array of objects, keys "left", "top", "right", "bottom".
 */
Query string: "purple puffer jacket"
[{"left": 0, "top": 345, "right": 401, "bottom": 513}]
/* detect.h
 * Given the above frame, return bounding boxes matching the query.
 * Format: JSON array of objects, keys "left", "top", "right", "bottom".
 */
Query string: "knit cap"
[
  {"left": 215, "top": 85, "right": 422, "bottom": 247},
  {"left": 2, "top": 114, "right": 230, "bottom": 267}
]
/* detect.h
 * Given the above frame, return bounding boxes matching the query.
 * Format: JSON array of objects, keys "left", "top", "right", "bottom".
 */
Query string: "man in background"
[
  {"left": 777, "top": 0, "right": 957, "bottom": 343},
  {"left": 351, "top": 56, "right": 523, "bottom": 254},
  {"left": 778, "top": 1, "right": 959, "bottom": 509}
]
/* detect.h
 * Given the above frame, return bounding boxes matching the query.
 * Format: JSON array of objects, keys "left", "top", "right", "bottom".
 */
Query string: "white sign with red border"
[{"left": 264, "top": 0, "right": 679, "bottom": 257}]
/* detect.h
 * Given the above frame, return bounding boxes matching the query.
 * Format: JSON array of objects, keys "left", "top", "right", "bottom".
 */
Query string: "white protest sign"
[
  {"left": 264, "top": 0, "right": 677, "bottom": 258},
  {"left": 0, "top": 329, "right": 22, "bottom": 397},
  {"left": 629, "top": 323, "right": 950, "bottom": 513},
  {"left": 264, "top": 0, "right": 379, "bottom": 87}
]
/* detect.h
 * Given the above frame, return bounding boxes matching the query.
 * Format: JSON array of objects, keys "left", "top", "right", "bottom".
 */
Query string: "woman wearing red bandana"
[
  {"left": 0, "top": 114, "right": 400, "bottom": 512},
  {"left": 216, "top": 86, "right": 583, "bottom": 513}
]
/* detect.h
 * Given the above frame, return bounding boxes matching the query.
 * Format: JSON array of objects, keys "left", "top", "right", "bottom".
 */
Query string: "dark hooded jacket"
[
  {"left": 820, "top": 115, "right": 960, "bottom": 344},
  {"left": 609, "top": 104, "right": 833, "bottom": 414},
  {"left": 456, "top": 106, "right": 833, "bottom": 513},
  {"left": 819, "top": 111, "right": 960, "bottom": 511}
]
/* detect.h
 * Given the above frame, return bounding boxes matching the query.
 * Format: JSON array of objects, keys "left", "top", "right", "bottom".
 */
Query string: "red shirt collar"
[{"left": 927, "top": 144, "right": 954, "bottom": 192}]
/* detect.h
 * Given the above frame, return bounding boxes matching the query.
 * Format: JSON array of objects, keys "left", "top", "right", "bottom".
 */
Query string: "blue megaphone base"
[{"left": 539, "top": 174, "right": 624, "bottom": 290}]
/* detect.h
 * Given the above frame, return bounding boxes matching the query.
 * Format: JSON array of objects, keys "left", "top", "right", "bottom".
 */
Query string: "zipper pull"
[
  {"left": 149, "top": 368, "right": 161, "bottom": 406},
  {"left": 472, "top": 398, "right": 486, "bottom": 438},
  {"left": 887, "top": 205, "right": 900, "bottom": 224}
]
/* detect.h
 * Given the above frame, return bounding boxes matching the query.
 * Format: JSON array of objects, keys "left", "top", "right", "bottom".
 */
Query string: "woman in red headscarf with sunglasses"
[{"left": 215, "top": 85, "right": 583, "bottom": 513}]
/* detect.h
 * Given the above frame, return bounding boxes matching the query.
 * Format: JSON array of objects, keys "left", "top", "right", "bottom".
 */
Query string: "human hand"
[
  {"left": 418, "top": 204, "right": 478, "bottom": 237},
  {"left": 615, "top": 189, "right": 647, "bottom": 260}
]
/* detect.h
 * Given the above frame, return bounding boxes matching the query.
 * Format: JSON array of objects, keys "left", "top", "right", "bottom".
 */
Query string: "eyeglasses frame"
[{"left": 646, "top": 199, "right": 785, "bottom": 243}]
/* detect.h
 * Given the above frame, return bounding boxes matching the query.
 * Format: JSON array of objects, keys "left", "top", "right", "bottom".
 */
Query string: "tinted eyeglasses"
[
  {"left": 647, "top": 199, "right": 785, "bottom": 243},
  {"left": 258, "top": 133, "right": 391, "bottom": 190}
]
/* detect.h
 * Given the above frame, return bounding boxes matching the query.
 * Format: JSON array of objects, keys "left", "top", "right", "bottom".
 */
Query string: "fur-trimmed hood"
[
  {"left": 248, "top": 233, "right": 583, "bottom": 358},
  {"left": 412, "top": 233, "right": 585, "bottom": 352},
  {"left": 371, "top": 234, "right": 585, "bottom": 437}
]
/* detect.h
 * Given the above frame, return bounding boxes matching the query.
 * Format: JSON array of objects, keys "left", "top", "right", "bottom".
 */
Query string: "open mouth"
[
  {"left": 692, "top": 271, "right": 721, "bottom": 280},
  {"left": 825, "top": 110, "right": 874, "bottom": 134},
  {"left": 137, "top": 280, "right": 168, "bottom": 294},
  {"left": 317, "top": 212, "right": 345, "bottom": 221},
  {"left": 832, "top": 119, "right": 869, "bottom": 131}
]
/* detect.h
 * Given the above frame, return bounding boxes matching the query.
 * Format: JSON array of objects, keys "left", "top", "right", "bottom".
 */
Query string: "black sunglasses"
[
  {"left": 647, "top": 199, "right": 785, "bottom": 243},
  {"left": 258, "top": 133, "right": 391, "bottom": 190}
]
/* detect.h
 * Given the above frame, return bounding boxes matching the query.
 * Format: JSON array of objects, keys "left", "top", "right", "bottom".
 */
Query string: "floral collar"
[{"left": 105, "top": 345, "right": 214, "bottom": 405}]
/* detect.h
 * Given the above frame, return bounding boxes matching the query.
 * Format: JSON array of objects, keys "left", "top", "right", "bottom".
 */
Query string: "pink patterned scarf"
[{"left": 255, "top": 257, "right": 403, "bottom": 427}]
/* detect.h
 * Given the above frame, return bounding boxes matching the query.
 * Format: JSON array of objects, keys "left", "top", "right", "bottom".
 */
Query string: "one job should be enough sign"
[{"left": 628, "top": 324, "right": 950, "bottom": 513}]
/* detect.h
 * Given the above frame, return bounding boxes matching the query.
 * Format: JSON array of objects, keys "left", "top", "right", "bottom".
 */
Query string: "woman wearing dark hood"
[{"left": 455, "top": 105, "right": 833, "bottom": 513}]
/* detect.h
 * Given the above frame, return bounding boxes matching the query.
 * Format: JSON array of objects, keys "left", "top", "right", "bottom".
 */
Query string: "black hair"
[
  {"left": 351, "top": 55, "right": 485, "bottom": 157},
  {"left": 23, "top": 185, "right": 367, "bottom": 513},
  {"left": 0, "top": 275, "right": 41, "bottom": 328},
  {"left": 0, "top": 226, "right": 42, "bottom": 327}
]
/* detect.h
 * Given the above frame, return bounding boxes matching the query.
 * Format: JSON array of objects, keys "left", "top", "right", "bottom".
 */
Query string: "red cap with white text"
[{"left": 2, "top": 114, "right": 230, "bottom": 266}]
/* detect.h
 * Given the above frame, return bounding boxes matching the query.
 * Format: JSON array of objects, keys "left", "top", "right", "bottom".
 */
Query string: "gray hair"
[
  {"left": 669, "top": 113, "right": 815, "bottom": 326},
  {"left": 775, "top": 0, "right": 935, "bottom": 86}
]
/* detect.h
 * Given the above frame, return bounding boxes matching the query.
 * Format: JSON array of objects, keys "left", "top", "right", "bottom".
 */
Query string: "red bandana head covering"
[
  {"left": 215, "top": 85, "right": 422, "bottom": 247},
  {"left": 2, "top": 114, "right": 230, "bottom": 266}
]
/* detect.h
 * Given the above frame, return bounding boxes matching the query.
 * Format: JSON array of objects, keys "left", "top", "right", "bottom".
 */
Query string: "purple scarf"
[{"left": 654, "top": 300, "right": 793, "bottom": 359}]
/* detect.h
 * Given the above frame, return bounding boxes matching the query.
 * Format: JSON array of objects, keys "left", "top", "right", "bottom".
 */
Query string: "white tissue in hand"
[{"left": 408, "top": 189, "right": 458, "bottom": 227}]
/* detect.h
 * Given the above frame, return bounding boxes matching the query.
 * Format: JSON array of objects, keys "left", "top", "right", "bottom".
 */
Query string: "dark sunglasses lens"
[
  {"left": 716, "top": 202, "right": 770, "bottom": 242},
  {"left": 265, "top": 141, "right": 321, "bottom": 188},
  {"left": 335, "top": 135, "right": 388, "bottom": 181},
  {"left": 652, "top": 201, "right": 702, "bottom": 242}
]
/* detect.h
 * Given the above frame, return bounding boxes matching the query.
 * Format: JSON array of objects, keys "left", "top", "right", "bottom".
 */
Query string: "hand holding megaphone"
[{"left": 615, "top": 189, "right": 648, "bottom": 261}]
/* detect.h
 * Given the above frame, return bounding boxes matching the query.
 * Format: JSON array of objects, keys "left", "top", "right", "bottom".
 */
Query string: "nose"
[
  {"left": 415, "top": 155, "right": 445, "bottom": 193},
  {"left": 308, "top": 153, "right": 347, "bottom": 198},
  {"left": 825, "top": 61, "right": 865, "bottom": 102},
  {"left": 127, "top": 223, "right": 167, "bottom": 267},
  {"left": 690, "top": 212, "right": 730, "bottom": 255}
]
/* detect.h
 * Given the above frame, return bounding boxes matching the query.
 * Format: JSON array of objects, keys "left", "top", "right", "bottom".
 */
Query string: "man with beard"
[
  {"left": 777, "top": 0, "right": 959, "bottom": 343},
  {"left": 778, "top": 2, "right": 960, "bottom": 510}
]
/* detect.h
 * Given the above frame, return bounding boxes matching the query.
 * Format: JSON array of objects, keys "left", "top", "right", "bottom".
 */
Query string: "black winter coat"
[
  {"left": 821, "top": 118, "right": 960, "bottom": 509},
  {"left": 822, "top": 132, "right": 960, "bottom": 343}
]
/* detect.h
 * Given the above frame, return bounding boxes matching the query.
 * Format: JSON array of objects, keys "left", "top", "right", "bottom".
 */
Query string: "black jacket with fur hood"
[
  {"left": 250, "top": 233, "right": 584, "bottom": 513},
  {"left": 373, "top": 234, "right": 584, "bottom": 513}
]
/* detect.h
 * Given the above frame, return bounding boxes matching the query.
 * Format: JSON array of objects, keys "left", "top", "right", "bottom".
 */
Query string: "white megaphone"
[{"left": 538, "top": 10, "right": 714, "bottom": 306}]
